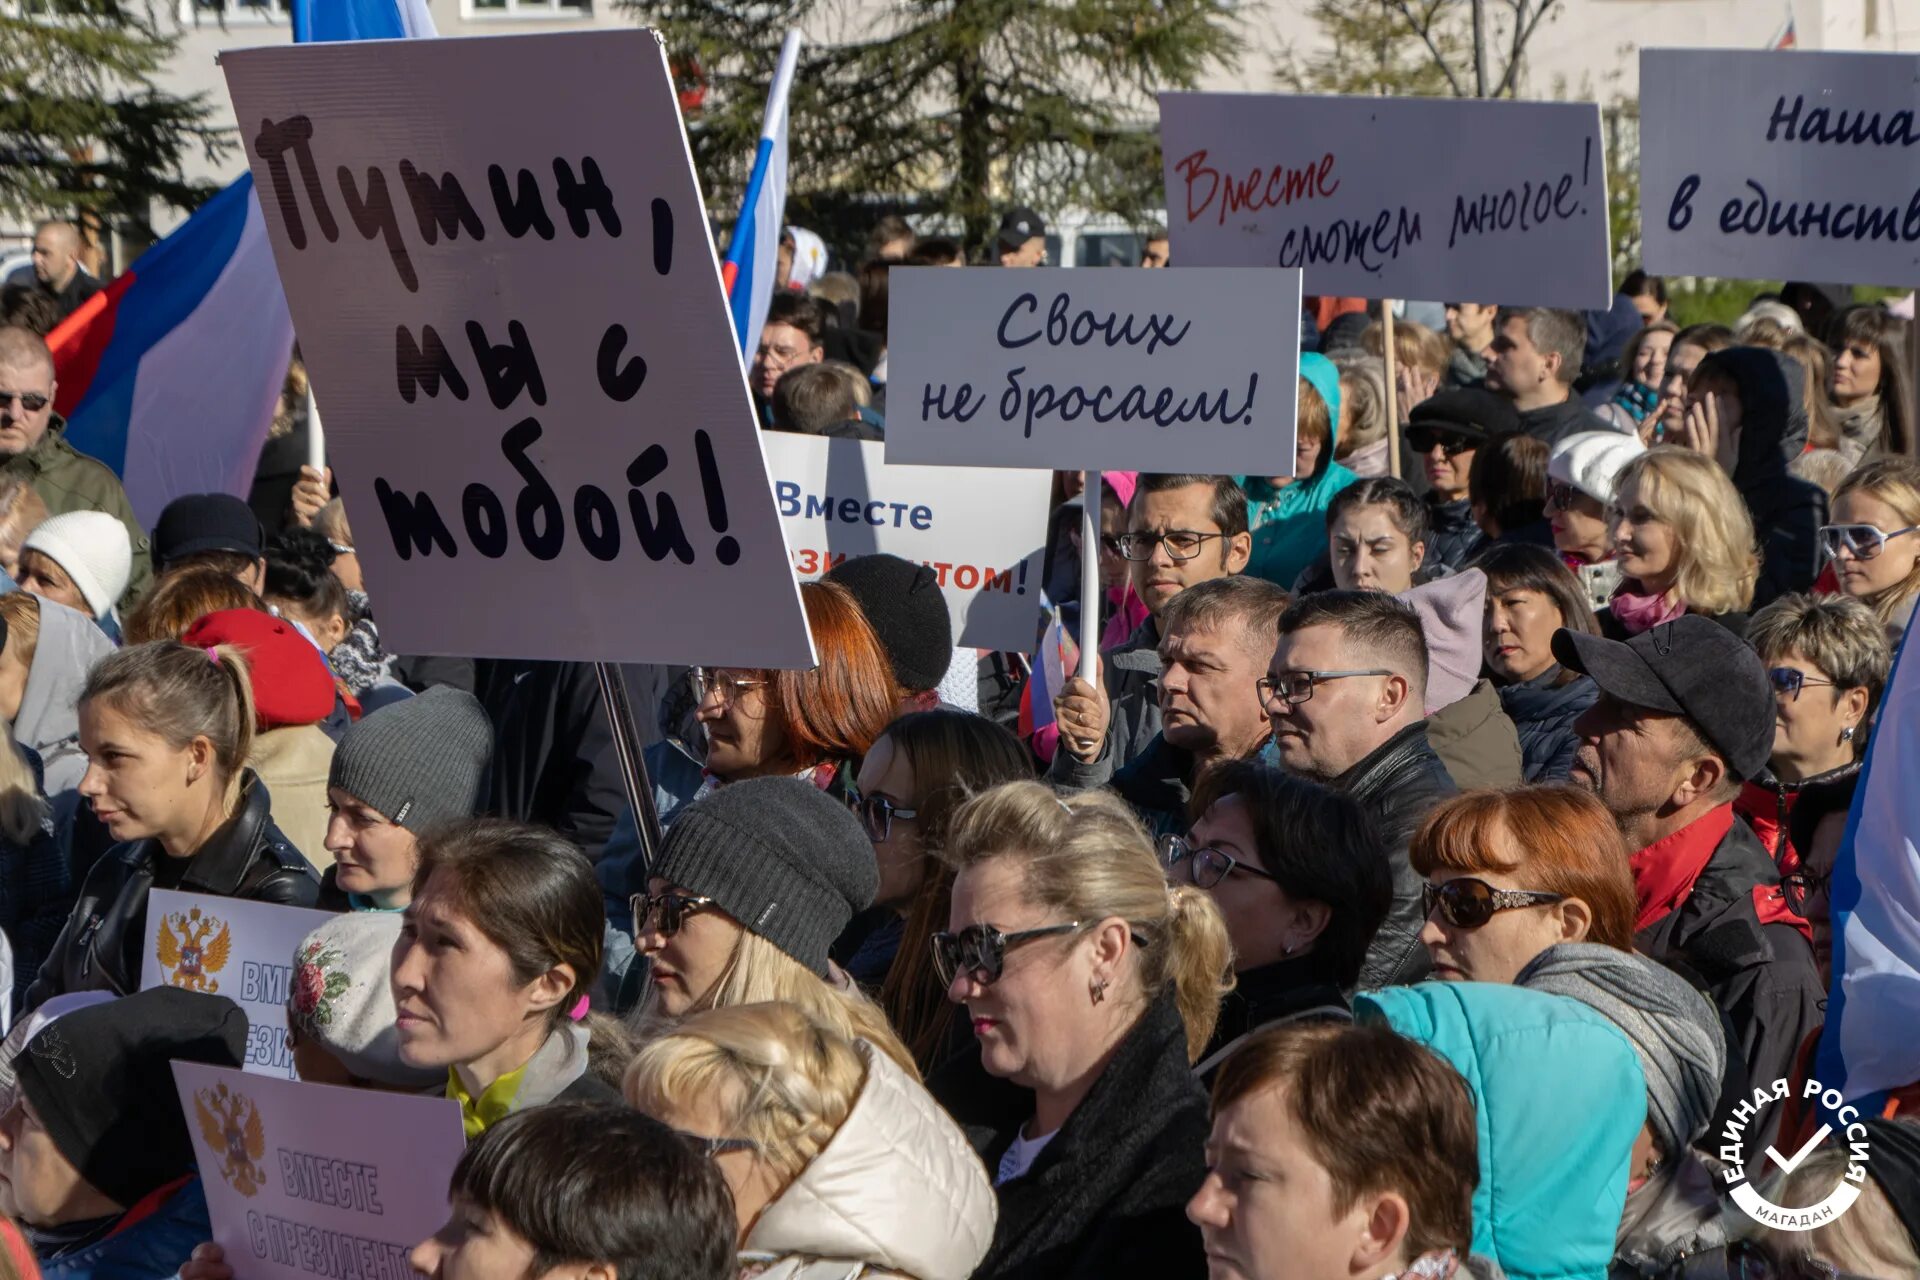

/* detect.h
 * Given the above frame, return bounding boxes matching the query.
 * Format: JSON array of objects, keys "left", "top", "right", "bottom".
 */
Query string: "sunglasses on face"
[
  {"left": 1544, "top": 481, "right": 1582, "bottom": 511},
  {"left": 930, "top": 921, "right": 1081, "bottom": 988},
  {"left": 630, "top": 890, "right": 714, "bottom": 938},
  {"left": 1816, "top": 522, "right": 1920, "bottom": 560},
  {"left": 1421, "top": 877, "right": 1565, "bottom": 930},
  {"left": 849, "top": 791, "right": 917, "bottom": 843},
  {"left": 1406, "top": 428, "right": 1475, "bottom": 457},
  {"left": 1768, "top": 667, "right": 1837, "bottom": 701},
  {"left": 1158, "top": 834, "right": 1279, "bottom": 890},
  {"left": 0, "top": 391, "right": 50, "bottom": 413}
]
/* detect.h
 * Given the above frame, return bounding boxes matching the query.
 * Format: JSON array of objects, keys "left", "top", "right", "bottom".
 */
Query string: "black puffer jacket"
[
  {"left": 24, "top": 774, "right": 319, "bottom": 1009},
  {"left": 1423, "top": 496, "right": 1487, "bottom": 572},
  {"left": 1699, "top": 347, "right": 1828, "bottom": 609},
  {"left": 1333, "top": 722, "right": 1456, "bottom": 988},
  {"left": 1497, "top": 666, "right": 1598, "bottom": 783},
  {"left": 930, "top": 989, "right": 1209, "bottom": 1280}
]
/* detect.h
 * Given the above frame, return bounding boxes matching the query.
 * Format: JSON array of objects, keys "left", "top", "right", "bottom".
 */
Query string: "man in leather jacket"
[{"left": 1265, "top": 591, "right": 1455, "bottom": 989}]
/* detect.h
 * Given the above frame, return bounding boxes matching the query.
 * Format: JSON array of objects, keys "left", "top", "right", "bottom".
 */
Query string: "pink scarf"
[{"left": 1608, "top": 581, "right": 1687, "bottom": 635}]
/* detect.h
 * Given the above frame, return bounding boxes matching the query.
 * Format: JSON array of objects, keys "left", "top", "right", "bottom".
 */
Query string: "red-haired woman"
[{"left": 599, "top": 580, "right": 899, "bottom": 939}]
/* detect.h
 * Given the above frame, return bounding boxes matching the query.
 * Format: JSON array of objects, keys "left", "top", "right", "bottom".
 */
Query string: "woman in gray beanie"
[
  {"left": 633, "top": 775, "right": 917, "bottom": 1075},
  {"left": 317, "top": 687, "right": 493, "bottom": 912},
  {"left": 1515, "top": 941, "right": 1732, "bottom": 1278}
]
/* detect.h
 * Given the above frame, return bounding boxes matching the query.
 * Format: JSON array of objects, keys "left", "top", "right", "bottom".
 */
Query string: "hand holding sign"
[{"left": 1055, "top": 667, "right": 1109, "bottom": 765}]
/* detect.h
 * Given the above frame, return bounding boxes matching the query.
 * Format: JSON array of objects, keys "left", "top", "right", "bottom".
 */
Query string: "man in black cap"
[
  {"left": 0, "top": 987, "right": 247, "bottom": 1278},
  {"left": 1558, "top": 616, "right": 1823, "bottom": 1145},
  {"left": 996, "top": 207, "right": 1047, "bottom": 268},
  {"left": 151, "top": 492, "right": 266, "bottom": 591},
  {"left": 1406, "top": 388, "right": 1520, "bottom": 571}
]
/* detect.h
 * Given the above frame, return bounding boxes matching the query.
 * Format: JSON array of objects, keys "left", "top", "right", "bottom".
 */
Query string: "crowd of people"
[{"left": 0, "top": 211, "right": 1915, "bottom": 1280}]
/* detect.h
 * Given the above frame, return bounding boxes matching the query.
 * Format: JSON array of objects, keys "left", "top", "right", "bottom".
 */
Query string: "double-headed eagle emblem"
[
  {"left": 156, "top": 907, "right": 232, "bottom": 993},
  {"left": 193, "top": 1082, "right": 267, "bottom": 1197}
]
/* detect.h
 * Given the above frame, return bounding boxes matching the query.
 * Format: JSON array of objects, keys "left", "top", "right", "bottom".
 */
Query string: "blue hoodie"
[
  {"left": 1243, "top": 352, "right": 1358, "bottom": 588},
  {"left": 1358, "top": 983, "right": 1646, "bottom": 1280}
]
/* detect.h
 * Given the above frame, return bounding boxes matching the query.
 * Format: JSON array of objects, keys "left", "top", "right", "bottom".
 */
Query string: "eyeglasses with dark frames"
[
  {"left": 1781, "top": 867, "right": 1833, "bottom": 916},
  {"left": 630, "top": 890, "right": 715, "bottom": 938},
  {"left": 931, "top": 921, "right": 1082, "bottom": 988},
  {"left": 1111, "top": 530, "right": 1227, "bottom": 562},
  {"left": 1158, "top": 834, "right": 1279, "bottom": 890},
  {"left": 0, "top": 391, "right": 50, "bottom": 413},
  {"left": 1768, "top": 667, "right": 1837, "bottom": 701},
  {"left": 1257, "top": 669, "right": 1393, "bottom": 707},
  {"left": 1422, "top": 877, "right": 1566, "bottom": 930},
  {"left": 1406, "top": 429, "right": 1475, "bottom": 457},
  {"left": 848, "top": 791, "right": 918, "bottom": 843}
]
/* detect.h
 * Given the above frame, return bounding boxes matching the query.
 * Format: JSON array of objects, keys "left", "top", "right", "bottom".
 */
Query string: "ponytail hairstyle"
[
  {"left": 626, "top": 1002, "right": 869, "bottom": 1192},
  {"left": 942, "top": 782, "right": 1234, "bottom": 1062},
  {"left": 412, "top": 819, "right": 609, "bottom": 1042},
  {"left": 81, "top": 640, "right": 258, "bottom": 787}
]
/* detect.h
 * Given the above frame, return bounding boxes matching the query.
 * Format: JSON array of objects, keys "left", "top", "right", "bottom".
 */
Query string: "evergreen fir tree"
[{"left": 0, "top": 0, "right": 231, "bottom": 233}]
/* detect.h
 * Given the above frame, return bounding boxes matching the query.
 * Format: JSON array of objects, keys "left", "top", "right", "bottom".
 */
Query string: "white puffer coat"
[{"left": 739, "top": 1041, "right": 996, "bottom": 1280}]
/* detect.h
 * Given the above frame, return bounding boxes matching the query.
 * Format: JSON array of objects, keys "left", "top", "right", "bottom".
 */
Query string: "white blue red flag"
[
  {"left": 1814, "top": 621, "right": 1920, "bottom": 1105},
  {"left": 720, "top": 31, "right": 803, "bottom": 358}
]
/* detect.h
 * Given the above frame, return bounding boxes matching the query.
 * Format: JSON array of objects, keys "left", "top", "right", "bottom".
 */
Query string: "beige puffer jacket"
[{"left": 739, "top": 1041, "right": 996, "bottom": 1280}]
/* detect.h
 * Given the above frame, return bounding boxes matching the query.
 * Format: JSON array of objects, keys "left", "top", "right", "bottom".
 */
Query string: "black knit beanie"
[
  {"left": 824, "top": 553, "right": 953, "bottom": 693},
  {"left": 16, "top": 987, "right": 247, "bottom": 1209},
  {"left": 651, "top": 777, "right": 877, "bottom": 976}
]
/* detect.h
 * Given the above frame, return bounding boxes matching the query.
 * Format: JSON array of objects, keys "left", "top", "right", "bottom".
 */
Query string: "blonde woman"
[
  {"left": 1826, "top": 457, "right": 1920, "bottom": 642},
  {"left": 1737, "top": 1118, "right": 1920, "bottom": 1279},
  {"left": 633, "top": 776, "right": 917, "bottom": 1074},
  {"left": 626, "top": 1002, "right": 996, "bottom": 1280},
  {"left": 927, "top": 783, "right": 1230, "bottom": 1280},
  {"left": 1603, "top": 447, "right": 1759, "bottom": 640}
]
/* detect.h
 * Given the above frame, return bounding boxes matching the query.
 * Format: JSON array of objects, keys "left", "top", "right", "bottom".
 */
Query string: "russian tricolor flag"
[
  {"left": 1018, "top": 609, "right": 1080, "bottom": 761},
  {"left": 47, "top": 178, "right": 294, "bottom": 526},
  {"left": 1814, "top": 618, "right": 1920, "bottom": 1107},
  {"left": 720, "top": 31, "right": 803, "bottom": 358}
]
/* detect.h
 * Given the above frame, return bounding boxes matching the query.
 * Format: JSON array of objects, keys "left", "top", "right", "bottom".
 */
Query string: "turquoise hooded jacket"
[
  {"left": 1241, "top": 351, "right": 1359, "bottom": 588},
  {"left": 1358, "top": 983, "right": 1647, "bottom": 1280}
]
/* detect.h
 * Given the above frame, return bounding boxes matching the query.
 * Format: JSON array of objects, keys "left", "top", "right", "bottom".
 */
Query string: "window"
[
  {"left": 179, "top": 0, "right": 290, "bottom": 21},
  {"left": 464, "top": 0, "right": 590, "bottom": 17}
]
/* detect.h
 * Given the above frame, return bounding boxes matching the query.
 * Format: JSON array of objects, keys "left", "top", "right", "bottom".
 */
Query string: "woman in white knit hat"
[{"left": 16, "top": 510, "right": 132, "bottom": 630}]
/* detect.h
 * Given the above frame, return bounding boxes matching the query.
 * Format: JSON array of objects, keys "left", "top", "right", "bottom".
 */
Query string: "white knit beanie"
[{"left": 23, "top": 511, "right": 132, "bottom": 619}]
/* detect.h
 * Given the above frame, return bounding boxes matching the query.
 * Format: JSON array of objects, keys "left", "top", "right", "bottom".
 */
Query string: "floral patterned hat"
[{"left": 289, "top": 912, "right": 440, "bottom": 1090}]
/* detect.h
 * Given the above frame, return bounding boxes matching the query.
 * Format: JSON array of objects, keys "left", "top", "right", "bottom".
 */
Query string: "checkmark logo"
[{"left": 1765, "top": 1124, "right": 1832, "bottom": 1175}]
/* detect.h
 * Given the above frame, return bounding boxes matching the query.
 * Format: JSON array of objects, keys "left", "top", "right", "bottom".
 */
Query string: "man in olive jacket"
[{"left": 0, "top": 327, "right": 151, "bottom": 603}]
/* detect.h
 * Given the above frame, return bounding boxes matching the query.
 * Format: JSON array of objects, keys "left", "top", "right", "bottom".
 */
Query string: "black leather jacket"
[
  {"left": 25, "top": 774, "right": 320, "bottom": 1010},
  {"left": 1334, "top": 722, "right": 1457, "bottom": 990}
]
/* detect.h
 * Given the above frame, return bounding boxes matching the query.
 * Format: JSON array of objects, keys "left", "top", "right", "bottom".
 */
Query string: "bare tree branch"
[
  {"left": 1385, "top": 0, "right": 1465, "bottom": 96},
  {"left": 1494, "top": 0, "right": 1558, "bottom": 96}
]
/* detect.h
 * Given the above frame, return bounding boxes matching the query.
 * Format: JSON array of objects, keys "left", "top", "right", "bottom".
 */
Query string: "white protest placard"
[
  {"left": 172, "top": 1061, "right": 464, "bottom": 1280},
  {"left": 221, "top": 32, "right": 813, "bottom": 668},
  {"left": 1158, "top": 93, "right": 1612, "bottom": 308},
  {"left": 1640, "top": 49, "right": 1920, "bottom": 286},
  {"left": 142, "top": 889, "right": 336, "bottom": 1080},
  {"left": 884, "top": 267, "right": 1300, "bottom": 474},
  {"left": 761, "top": 433, "right": 1051, "bottom": 653}
]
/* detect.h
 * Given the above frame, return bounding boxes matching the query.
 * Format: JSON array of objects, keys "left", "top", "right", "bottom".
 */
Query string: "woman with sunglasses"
[
  {"left": 1407, "top": 390, "right": 1520, "bottom": 572},
  {"left": 1165, "top": 762, "right": 1391, "bottom": 1080},
  {"left": 632, "top": 776, "right": 918, "bottom": 1073},
  {"left": 1412, "top": 786, "right": 1637, "bottom": 984},
  {"left": 391, "top": 818, "right": 627, "bottom": 1136},
  {"left": 1475, "top": 544, "right": 1602, "bottom": 783},
  {"left": 1544, "top": 430, "right": 1645, "bottom": 612},
  {"left": 1735, "top": 595, "right": 1888, "bottom": 884},
  {"left": 841, "top": 710, "right": 1033, "bottom": 1073},
  {"left": 928, "top": 782, "right": 1230, "bottom": 1280},
  {"left": 1603, "top": 447, "right": 1759, "bottom": 640},
  {"left": 1825, "top": 457, "right": 1920, "bottom": 642},
  {"left": 626, "top": 1002, "right": 997, "bottom": 1280}
]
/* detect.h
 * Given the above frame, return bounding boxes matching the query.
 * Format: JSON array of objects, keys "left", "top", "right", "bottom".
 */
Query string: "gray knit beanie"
[
  {"left": 328, "top": 687, "right": 494, "bottom": 834},
  {"left": 1516, "top": 942, "right": 1727, "bottom": 1155},
  {"left": 651, "top": 777, "right": 877, "bottom": 977}
]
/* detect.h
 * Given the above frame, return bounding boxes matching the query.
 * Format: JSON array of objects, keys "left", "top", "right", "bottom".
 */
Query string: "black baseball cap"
[
  {"left": 1552, "top": 617, "right": 1774, "bottom": 781},
  {"left": 997, "top": 207, "right": 1046, "bottom": 250},
  {"left": 152, "top": 493, "right": 264, "bottom": 569}
]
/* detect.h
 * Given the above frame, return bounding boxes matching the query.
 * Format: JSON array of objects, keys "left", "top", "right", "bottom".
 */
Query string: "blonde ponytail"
[{"left": 1165, "top": 883, "right": 1233, "bottom": 1061}]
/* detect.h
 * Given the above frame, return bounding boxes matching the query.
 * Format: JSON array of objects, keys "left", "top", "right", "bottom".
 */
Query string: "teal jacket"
[
  {"left": 1242, "top": 352, "right": 1359, "bottom": 588},
  {"left": 1358, "top": 983, "right": 1646, "bottom": 1280}
]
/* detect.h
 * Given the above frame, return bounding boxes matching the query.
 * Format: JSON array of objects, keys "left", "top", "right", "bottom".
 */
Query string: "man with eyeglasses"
[
  {"left": 748, "top": 294, "right": 826, "bottom": 421},
  {"left": 1050, "top": 474, "right": 1251, "bottom": 793},
  {"left": 1265, "top": 590, "right": 1454, "bottom": 988},
  {"left": 1559, "top": 615, "right": 1823, "bottom": 1149},
  {"left": 0, "top": 327, "right": 149, "bottom": 603}
]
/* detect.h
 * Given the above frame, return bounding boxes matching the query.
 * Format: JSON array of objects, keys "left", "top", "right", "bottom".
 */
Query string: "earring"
[
  {"left": 1090, "top": 977, "right": 1108, "bottom": 1005},
  {"left": 1281, "top": 942, "right": 1295, "bottom": 957},
  {"left": 1842, "top": 726, "right": 1856, "bottom": 743}
]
